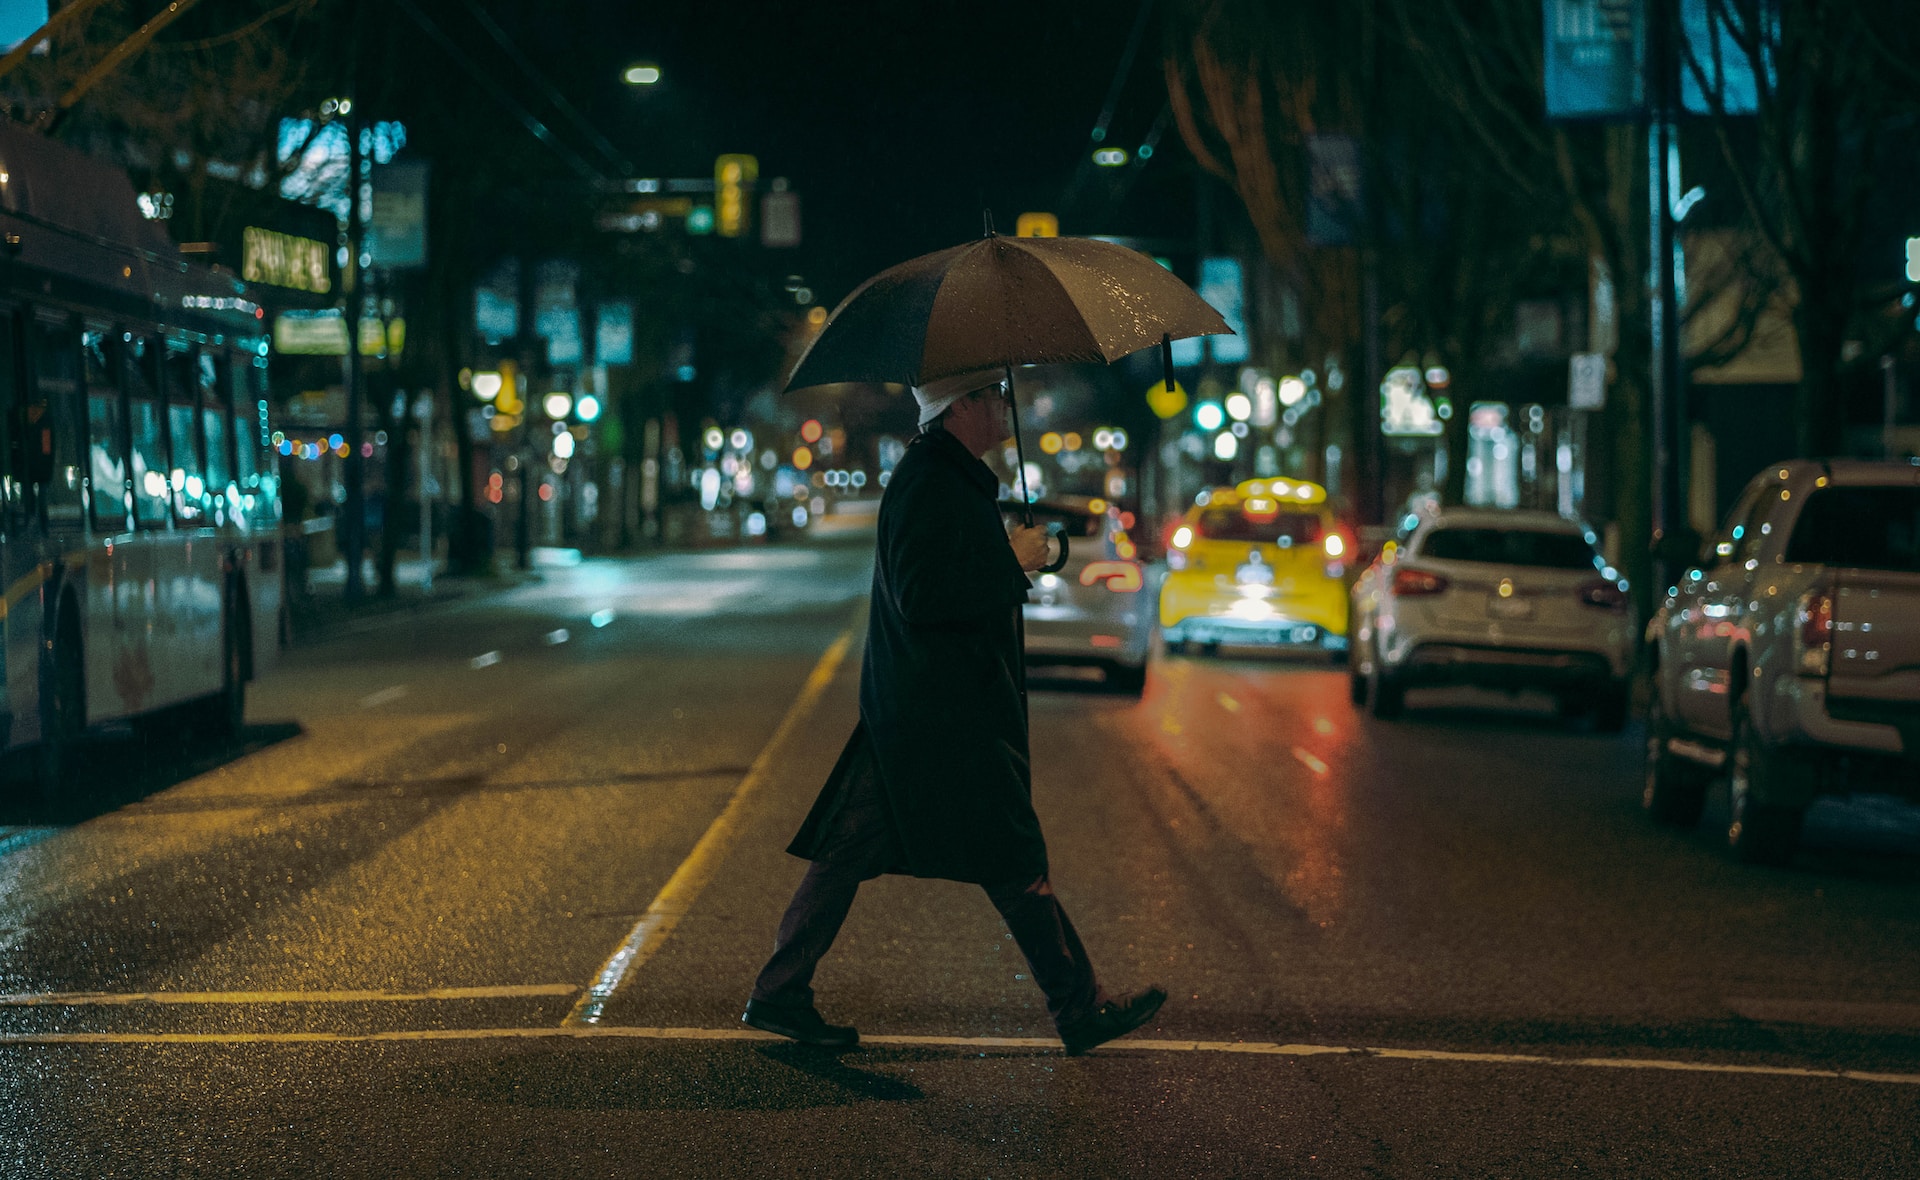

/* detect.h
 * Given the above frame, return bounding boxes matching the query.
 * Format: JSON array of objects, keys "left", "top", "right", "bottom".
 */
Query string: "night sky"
[{"left": 502, "top": 0, "right": 1193, "bottom": 301}]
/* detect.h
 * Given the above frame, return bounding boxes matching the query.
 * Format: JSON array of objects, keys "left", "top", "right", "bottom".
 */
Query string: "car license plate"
[{"left": 1486, "top": 594, "right": 1533, "bottom": 620}]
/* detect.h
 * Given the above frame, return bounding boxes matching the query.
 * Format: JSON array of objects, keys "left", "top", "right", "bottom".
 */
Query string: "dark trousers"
[{"left": 751, "top": 760, "right": 1106, "bottom": 1030}]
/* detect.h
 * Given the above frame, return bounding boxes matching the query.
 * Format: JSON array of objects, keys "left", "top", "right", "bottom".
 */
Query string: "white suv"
[{"left": 1351, "top": 509, "right": 1636, "bottom": 727}]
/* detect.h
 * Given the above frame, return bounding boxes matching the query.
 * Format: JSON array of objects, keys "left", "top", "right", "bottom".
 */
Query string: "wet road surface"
[{"left": 2, "top": 540, "right": 1917, "bottom": 1177}]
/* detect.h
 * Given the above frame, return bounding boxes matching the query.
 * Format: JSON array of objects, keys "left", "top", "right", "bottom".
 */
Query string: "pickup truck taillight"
[
  {"left": 1391, "top": 567, "right": 1449, "bottom": 596},
  {"left": 1577, "top": 580, "right": 1628, "bottom": 610},
  {"left": 1797, "top": 588, "right": 1833, "bottom": 676}
]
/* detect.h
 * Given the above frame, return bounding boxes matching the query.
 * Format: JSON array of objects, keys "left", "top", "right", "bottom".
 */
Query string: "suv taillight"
[
  {"left": 1080, "top": 560, "right": 1143, "bottom": 593},
  {"left": 1391, "top": 567, "right": 1448, "bottom": 596},
  {"left": 1797, "top": 587, "right": 1833, "bottom": 676},
  {"left": 1577, "top": 580, "right": 1628, "bottom": 610}
]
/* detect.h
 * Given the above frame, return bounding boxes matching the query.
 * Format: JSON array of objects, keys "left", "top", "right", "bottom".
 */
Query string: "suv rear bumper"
[{"left": 1394, "top": 642, "right": 1617, "bottom": 691}]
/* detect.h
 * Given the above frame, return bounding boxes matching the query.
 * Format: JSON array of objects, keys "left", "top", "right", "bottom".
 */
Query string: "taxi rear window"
[
  {"left": 1421, "top": 527, "right": 1596, "bottom": 569},
  {"left": 1197, "top": 507, "right": 1322, "bottom": 544}
]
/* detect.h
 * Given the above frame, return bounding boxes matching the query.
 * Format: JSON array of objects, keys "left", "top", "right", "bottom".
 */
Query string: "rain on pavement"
[{"left": 3, "top": 540, "right": 1917, "bottom": 1177}]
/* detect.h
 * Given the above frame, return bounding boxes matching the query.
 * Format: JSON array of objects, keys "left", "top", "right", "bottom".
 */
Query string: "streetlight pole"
[
  {"left": 1647, "top": 0, "right": 1686, "bottom": 586},
  {"left": 342, "top": 20, "right": 369, "bottom": 603}
]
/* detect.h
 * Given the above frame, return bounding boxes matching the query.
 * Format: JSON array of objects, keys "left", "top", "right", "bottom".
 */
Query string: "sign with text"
[
  {"left": 242, "top": 226, "right": 331, "bottom": 293},
  {"left": 1569, "top": 351, "right": 1607, "bottom": 408},
  {"left": 274, "top": 310, "right": 405, "bottom": 357},
  {"left": 368, "top": 160, "right": 428, "bottom": 269},
  {"left": 1544, "top": 0, "right": 1645, "bottom": 120}
]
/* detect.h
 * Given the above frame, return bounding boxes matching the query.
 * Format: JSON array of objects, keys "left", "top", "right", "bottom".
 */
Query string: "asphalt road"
[{"left": 2, "top": 538, "right": 1917, "bottom": 1178}]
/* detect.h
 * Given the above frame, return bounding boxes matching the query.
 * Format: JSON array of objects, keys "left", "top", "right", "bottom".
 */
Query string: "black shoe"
[
  {"left": 742, "top": 998, "right": 859, "bottom": 1048},
  {"left": 1059, "top": 986, "right": 1167, "bottom": 1056}
]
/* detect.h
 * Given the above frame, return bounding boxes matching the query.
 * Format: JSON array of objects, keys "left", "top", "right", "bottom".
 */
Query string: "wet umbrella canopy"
[
  {"left": 785, "top": 231, "right": 1231, "bottom": 524},
  {"left": 783, "top": 233, "right": 1232, "bottom": 393}
]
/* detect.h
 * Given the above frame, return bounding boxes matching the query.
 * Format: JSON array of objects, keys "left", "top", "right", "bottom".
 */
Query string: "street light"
[
  {"left": 623, "top": 63, "right": 661, "bottom": 86},
  {"left": 543, "top": 392, "right": 573, "bottom": 419}
]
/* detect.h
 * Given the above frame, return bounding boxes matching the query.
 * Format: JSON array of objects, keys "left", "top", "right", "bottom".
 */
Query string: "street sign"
[
  {"left": 368, "top": 160, "right": 429, "bottom": 268},
  {"left": 1569, "top": 351, "right": 1607, "bottom": 408},
  {"left": 761, "top": 191, "right": 801, "bottom": 247},
  {"left": 1198, "top": 258, "right": 1248, "bottom": 364},
  {"left": 1543, "top": 0, "right": 1645, "bottom": 120},
  {"left": 1381, "top": 366, "right": 1442, "bottom": 436},
  {"left": 1306, "top": 134, "right": 1363, "bottom": 246},
  {"left": 242, "top": 227, "right": 331, "bottom": 294}
]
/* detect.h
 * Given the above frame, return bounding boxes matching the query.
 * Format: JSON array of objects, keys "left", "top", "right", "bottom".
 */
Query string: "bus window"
[
  {"left": 31, "top": 319, "right": 85, "bottom": 527},
  {"left": 83, "top": 328, "right": 129, "bottom": 532},
  {"left": 164, "top": 341, "right": 203, "bottom": 521},
  {"left": 125, "top": 336, "right": 169, "bottom": 528},
  {"left": 201, "top": 352, "right": 232, "bottom": 523}
]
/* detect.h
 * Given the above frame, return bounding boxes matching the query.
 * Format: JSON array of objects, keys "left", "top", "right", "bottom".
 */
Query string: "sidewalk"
[{"left": 288, "top": 557, "right": 542, "bottom": 645}]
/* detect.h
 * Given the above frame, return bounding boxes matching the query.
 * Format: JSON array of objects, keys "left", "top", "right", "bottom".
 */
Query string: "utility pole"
[{"left": 341, "top": 5, "right": 369, "bottom": 603}]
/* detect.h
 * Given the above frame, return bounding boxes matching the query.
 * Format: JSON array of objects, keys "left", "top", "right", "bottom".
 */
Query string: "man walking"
[{"left": 743, "top": 368, "right": 1166, "bottom": 1055}]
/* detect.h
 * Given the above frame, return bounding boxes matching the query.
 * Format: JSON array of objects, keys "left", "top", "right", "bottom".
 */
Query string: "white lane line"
[
  {"left": 564, "top": 629, "right": 855, "bottom": 1027},
  {"left": 1290, "top": 746, "right": 1329, "bottom": 776},
  {"left": 0, "top": 1025, "right": 1912, "bottom": 1085},
  {"left": 0, "top": 985, "right": 578, "bottom": 1008},
  {"left": 358, "top": 685, "right": 408, "bottom": 709},
  {"left": 545, "top": 628, "right": 571, "bottom": 645},
  {"left": 470, "top": 651, "right": 503, "bottom": 669}
]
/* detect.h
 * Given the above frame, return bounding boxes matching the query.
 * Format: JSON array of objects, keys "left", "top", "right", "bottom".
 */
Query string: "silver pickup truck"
[{"left": 1643, "top": 458, "right": 1920, "bottom": 864}]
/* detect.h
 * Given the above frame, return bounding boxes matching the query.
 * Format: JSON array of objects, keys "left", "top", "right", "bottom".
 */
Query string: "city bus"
[{"left": 0, "top": 120, "right": 282, "bottom": 796}]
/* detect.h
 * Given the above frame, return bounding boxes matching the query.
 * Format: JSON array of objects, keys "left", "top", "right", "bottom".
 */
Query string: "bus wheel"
[{"left": 36, "top": 617, "right": 85, "bottom": 811}]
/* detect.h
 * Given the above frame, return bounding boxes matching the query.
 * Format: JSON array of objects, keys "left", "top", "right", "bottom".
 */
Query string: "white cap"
[{"left": 912, "top": 368, "right": 1003, "bottom": 426}]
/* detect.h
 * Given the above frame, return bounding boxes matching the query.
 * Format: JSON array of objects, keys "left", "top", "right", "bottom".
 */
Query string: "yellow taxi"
[{"left": 1159, "top": 479, "right": 1351, "bottom": 658}]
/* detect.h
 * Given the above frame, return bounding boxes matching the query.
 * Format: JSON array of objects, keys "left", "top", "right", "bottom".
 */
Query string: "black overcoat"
[{"left": 786, "top": 427, "right": 1047, "bottom": 885}]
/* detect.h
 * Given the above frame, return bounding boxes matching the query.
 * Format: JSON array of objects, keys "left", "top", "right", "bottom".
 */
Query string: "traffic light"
[
  {"left": 715, "top": 154, "right": 758, "bottom": 238},
  {"left": 1016, "top": 212, "right": 1058, "bottom": 238}
]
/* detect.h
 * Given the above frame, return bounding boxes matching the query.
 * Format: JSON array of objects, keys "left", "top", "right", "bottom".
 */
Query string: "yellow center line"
[
  {"left": 1215, "top": 692, "right": 1240, "bottom": 713},
  {"left": 563, "top": 628, "right": 854, "bottom": 1026},
  {"left": 0, "top": 984, "right": 577, "bottom": 1007},
  {"left": 0, "top": 1024, "right": 1912, "bottom": 1085}
]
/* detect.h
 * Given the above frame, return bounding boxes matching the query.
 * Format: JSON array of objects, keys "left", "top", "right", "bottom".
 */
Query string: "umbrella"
[
  {"left": 784, "top": 230, "right": 1233, "bottom": 524},
  {"left": 786, "top": 233, "right": 1229, "bottom": 391}
]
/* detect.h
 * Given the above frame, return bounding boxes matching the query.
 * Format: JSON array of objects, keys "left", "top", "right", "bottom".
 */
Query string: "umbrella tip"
[{"left": 982, "top": 208, "right": 997, "bottom": 238}]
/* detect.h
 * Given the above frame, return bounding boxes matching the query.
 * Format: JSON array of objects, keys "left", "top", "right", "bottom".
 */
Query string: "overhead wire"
[
  {"left": 390, "top": 0, "right": 604, "bottom": 183},
  {"left": 456, "top": 0, "right": 631, "bottom": 175}
]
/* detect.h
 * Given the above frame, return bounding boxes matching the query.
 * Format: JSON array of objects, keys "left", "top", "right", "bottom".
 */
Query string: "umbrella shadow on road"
[
  {"left": 0, "top": 714, "right": 304, "bottom": 826},
  {"left": 409, "top": 1041, "right": 924, "bottom": 1112}
]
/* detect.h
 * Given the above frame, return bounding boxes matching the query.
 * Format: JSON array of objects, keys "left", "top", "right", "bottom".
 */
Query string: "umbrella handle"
[
  {"left": 1038, "top": 524, "right": 1069, "bottom": 574},
  {"left": 1161, "top": 332, "right": 1173, "bottom": 393},
  {"left": 1005, "top": 363, "right": 1034, "bottom": 528}
]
